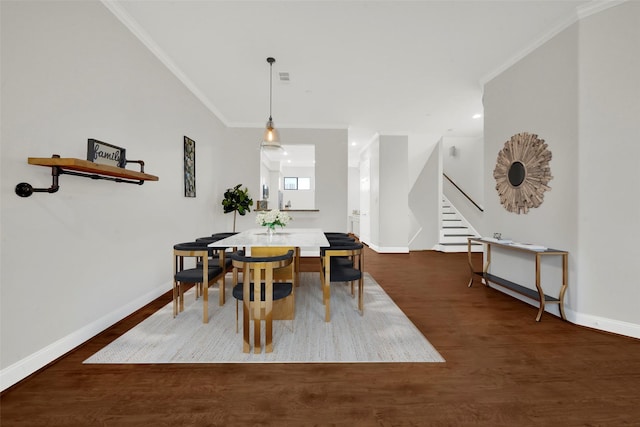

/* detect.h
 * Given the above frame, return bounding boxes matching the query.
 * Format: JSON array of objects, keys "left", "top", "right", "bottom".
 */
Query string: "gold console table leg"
[
  {"left": 534, "top": 254, "right": 545, "bottom": 322},
  {"left": 467, "top": 239, "right": 475, "bottom": 287},
  {"left": 468, "top": 239, "right": 491, "bottom": 287},
  {"left": 558, "top": 253, "right": 568, "bottom": 320}
]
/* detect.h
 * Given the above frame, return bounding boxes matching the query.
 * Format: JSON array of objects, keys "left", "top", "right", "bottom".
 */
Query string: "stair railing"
[{"left": 443, "top": 173, "right": 484, "bottom": 212}]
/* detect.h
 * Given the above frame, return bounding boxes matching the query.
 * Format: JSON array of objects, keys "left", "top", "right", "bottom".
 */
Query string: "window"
[
  {"left": 298, "top": 177, "right": 311, "bottom": 190},
  {"left": 284, "top": 177, "right": 311, "bottom": 190},
  {"left": 284, "top": 177, "right": 298, "bottom": 190}
]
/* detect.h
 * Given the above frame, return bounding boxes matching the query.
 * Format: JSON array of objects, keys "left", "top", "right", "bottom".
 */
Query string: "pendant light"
[{"left": 261, "top": 57, "right": 282, "bottom": 150}]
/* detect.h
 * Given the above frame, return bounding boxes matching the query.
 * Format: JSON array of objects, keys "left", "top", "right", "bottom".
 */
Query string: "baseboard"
[
  {"left": 568, "top": 310, "right": 640, "bottom": 340},
  {"left": 487, "top": 282, "right": 640, "bottom": 340},
  {"left": 0, "top": 282, "right": 171, "bottom": 392},
  {"left": 367, "top": 243, "right": 409, "bottom": 254}
]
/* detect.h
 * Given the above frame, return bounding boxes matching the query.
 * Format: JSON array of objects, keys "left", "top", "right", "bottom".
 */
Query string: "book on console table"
[
  {"left": 482, "top": 237, "right": 513, "bottom": 244},
  {"left": 508, "top": 242, "right": 548, "bottom": 251},
  {"left": 481, "top": 237, "right": 547, "bottom": 251}
]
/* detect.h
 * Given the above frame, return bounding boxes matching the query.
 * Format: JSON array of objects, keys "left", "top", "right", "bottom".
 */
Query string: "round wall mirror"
[
  {"left": 493, "top": 132, "right": 553, "bottom": 214},
  {"left": 508, "top": 161, "right": 526, "bottom": 187}
]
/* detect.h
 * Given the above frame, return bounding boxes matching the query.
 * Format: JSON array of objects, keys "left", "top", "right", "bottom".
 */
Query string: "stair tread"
[{"left": 438, "top": 198, "right": 480, "bottom": 252}]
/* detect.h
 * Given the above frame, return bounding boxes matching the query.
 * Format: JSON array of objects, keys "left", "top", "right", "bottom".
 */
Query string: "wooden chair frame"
[
  {"left": 173, "top": 247, "right": 226, "bottom": 323},
  {"left": 320, "top": 246, "right": 364, "bottom": 322},
  {"left": 230, "top": 250, "right": 294, "bottom": 354}
]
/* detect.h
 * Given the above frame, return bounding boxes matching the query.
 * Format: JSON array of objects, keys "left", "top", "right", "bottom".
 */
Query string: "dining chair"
[
  {"left": 324, "top": 232, "right": 354, "bottom": 239},
  {"left": 195, "top": 236, "right": 234, "bottom": 272},
  {"left": 173, "top": 241, "right": 226, "bottom": 323},
  {"left": 199, "top": 233, "right": 242, "bottom": 287},
  {"left": 229, "top": 249, "right": 295, "bottom": 354},
  {"left": 320, "top": 241, "right": 364, "bottom": 322},
  {"left": 251, "top": 246, "right": 298, "bottom": 320},
  {"left": 317, "top": 235, "right": 358, "bottom": 292}
]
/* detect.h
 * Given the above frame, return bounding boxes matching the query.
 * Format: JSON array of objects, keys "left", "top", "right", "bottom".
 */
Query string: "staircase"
[{"left": 434, "top": 198, "right": 482, "bottom": 253}]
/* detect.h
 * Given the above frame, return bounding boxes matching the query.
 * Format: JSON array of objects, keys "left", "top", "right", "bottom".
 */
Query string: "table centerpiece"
[{"left": 256, "top": 209, "right": 292, "bottom": 236}]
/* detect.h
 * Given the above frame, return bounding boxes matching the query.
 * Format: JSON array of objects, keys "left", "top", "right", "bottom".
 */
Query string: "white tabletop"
[{"left": 208, "top": 228, "right": 330, "bottom": 249}]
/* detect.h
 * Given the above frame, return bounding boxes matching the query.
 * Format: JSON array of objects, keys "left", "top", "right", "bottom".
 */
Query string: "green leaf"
[{"left": 221, "top": 183, "right": 253, "bottom": 216}]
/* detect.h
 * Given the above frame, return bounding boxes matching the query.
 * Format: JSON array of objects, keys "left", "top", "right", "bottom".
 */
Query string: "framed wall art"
[{"left": 183, "top": 136, "right": 196, "bottom": 197}]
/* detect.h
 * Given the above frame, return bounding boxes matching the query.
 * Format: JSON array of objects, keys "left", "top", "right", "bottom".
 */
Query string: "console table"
[{"left": 467, "top": 237, "right": 568, "bottom": 321}]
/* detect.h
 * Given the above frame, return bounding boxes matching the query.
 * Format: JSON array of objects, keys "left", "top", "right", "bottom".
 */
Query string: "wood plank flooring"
[{"left": 2, "top": 248, "right": 640, "bottom": 426}]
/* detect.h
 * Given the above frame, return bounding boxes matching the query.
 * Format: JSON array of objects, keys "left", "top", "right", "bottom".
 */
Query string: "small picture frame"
[
  {"left": 87, "top": 139, "right": 126, "bottom": 168},
  {"left": 183, "top": 136, "right": 196, "bottom": 197}
]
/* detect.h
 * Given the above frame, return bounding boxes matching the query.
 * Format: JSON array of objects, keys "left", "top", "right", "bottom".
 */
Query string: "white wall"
[
  {"left": 576, "top": 2, "right": 640, "bottom": 331},
  {"left": 483, "top": 22, "right": 580, "bottom": 320},
  {"left": 378, "top": 136, "right": 409, "bottom": 252},
  {"left": 483, "top": 2, "right": 640, "bottom": 337},
  {"left": 269, "top": 169, "right": 280, "bottom": 209},
  {"left": 347, "top": 166, "right": 360, "bottom": 216},
  {"left": 408, "top": 133, "right": 441, "bottom": 187},
  {"left": 281, "top": 165, "right": 314, "bottom": 209},
  {"left": 218, "top": 127, "right": 348, "bottom": 233},
  {"left": 408, "top": 142, "right": 440, "bottom": 250},
  {"left": 361, "top": 135, "right": 409, "bottom": 253},
  {"left": 442, "top": 136, "right": 484, "bottom": 207},
  {"left": 367, "top": 138, "right": 380, "bottom": 246},
  {"left": 1, "top": 0, "right": 227, "bottom": 388}
]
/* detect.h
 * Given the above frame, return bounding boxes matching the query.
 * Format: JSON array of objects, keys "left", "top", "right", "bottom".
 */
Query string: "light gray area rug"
[{"left": 84, "top": 273, "right": 444, "bottom": 363}]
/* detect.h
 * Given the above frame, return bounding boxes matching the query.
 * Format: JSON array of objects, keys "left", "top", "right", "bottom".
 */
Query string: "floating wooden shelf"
[
  {"left": 28, "top": 157, "right": 159, "bottom": 181},
  {"left": 16, "top": 156, "right": 159, "bottom": 197}
]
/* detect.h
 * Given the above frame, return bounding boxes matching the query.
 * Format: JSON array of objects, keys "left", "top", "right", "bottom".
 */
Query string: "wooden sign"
[{"left": 87, "top": 139, "right": 126, "bottom": 168}]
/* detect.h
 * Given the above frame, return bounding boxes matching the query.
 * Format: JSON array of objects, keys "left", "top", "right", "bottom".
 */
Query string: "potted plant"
[{"left": 222, "top": 184, "right": 253, "bottom": 232}]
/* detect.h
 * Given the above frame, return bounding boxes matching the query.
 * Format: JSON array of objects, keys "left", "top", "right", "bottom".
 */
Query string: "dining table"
[
  {"left": 209, "top": 228, "right": 330, "bottom": 249},
  {"left": 208, "top": 228, "right": 330, "bottom": 319}
]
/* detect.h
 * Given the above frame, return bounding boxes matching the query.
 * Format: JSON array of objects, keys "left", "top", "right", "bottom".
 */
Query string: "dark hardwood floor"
[{"left": 2, "top": 248, "right": 640, "bottom": 426}]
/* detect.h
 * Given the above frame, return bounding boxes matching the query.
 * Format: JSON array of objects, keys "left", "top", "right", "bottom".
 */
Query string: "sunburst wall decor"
[{"left": 493, "top": 132, "right": 553, "bottom": 214}]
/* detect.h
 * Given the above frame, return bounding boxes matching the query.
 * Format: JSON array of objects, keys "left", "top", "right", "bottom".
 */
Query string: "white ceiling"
[{"left": 106, "top": 0, "right": 593, "bottom": 164}]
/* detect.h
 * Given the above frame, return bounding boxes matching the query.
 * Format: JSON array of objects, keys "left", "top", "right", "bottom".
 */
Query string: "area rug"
[{"left": 84, "top": 272, "right": 444, "bottom": 363}]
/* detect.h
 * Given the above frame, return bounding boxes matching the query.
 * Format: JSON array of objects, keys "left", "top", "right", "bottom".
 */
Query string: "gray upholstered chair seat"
[
  {"left": 197, "top": 256, "right": 232, "bottom": 269},
  {"left": 232, "top": 282, "right": 293, "bottom": 302},
  {"left": 175, "top": 266, "right": 223, "bottom": 282}
]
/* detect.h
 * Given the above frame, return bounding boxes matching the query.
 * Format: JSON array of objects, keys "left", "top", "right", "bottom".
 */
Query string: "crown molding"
[
  {"left": 479, "top": 10, "right": 579, "bottom": 85},
  {"left": 577, "top": 0, "right": 627, "bottom": 19},
  {"left": 228, "top": 121, "right": 348, "bottom": 130},
  {"left": 100, "top": 0, "right": 230, "bottom": 126},
  {"left": 479, "top": 1, "right": 626, "bottom": 86}
]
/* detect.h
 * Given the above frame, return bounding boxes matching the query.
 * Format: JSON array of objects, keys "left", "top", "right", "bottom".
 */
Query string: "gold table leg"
[{"left": 467, "top": 239, "right": 475, "bottom": 287}]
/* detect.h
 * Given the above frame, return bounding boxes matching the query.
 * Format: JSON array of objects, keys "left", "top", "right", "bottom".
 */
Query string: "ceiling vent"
[{"left": 279, "top": 72, "right": 290, "bottom": 82}]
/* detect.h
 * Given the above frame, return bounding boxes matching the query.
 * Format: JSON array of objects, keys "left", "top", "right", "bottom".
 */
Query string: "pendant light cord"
[{"left": 267, "top": 57, "right": 275, "bottom": 121}]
